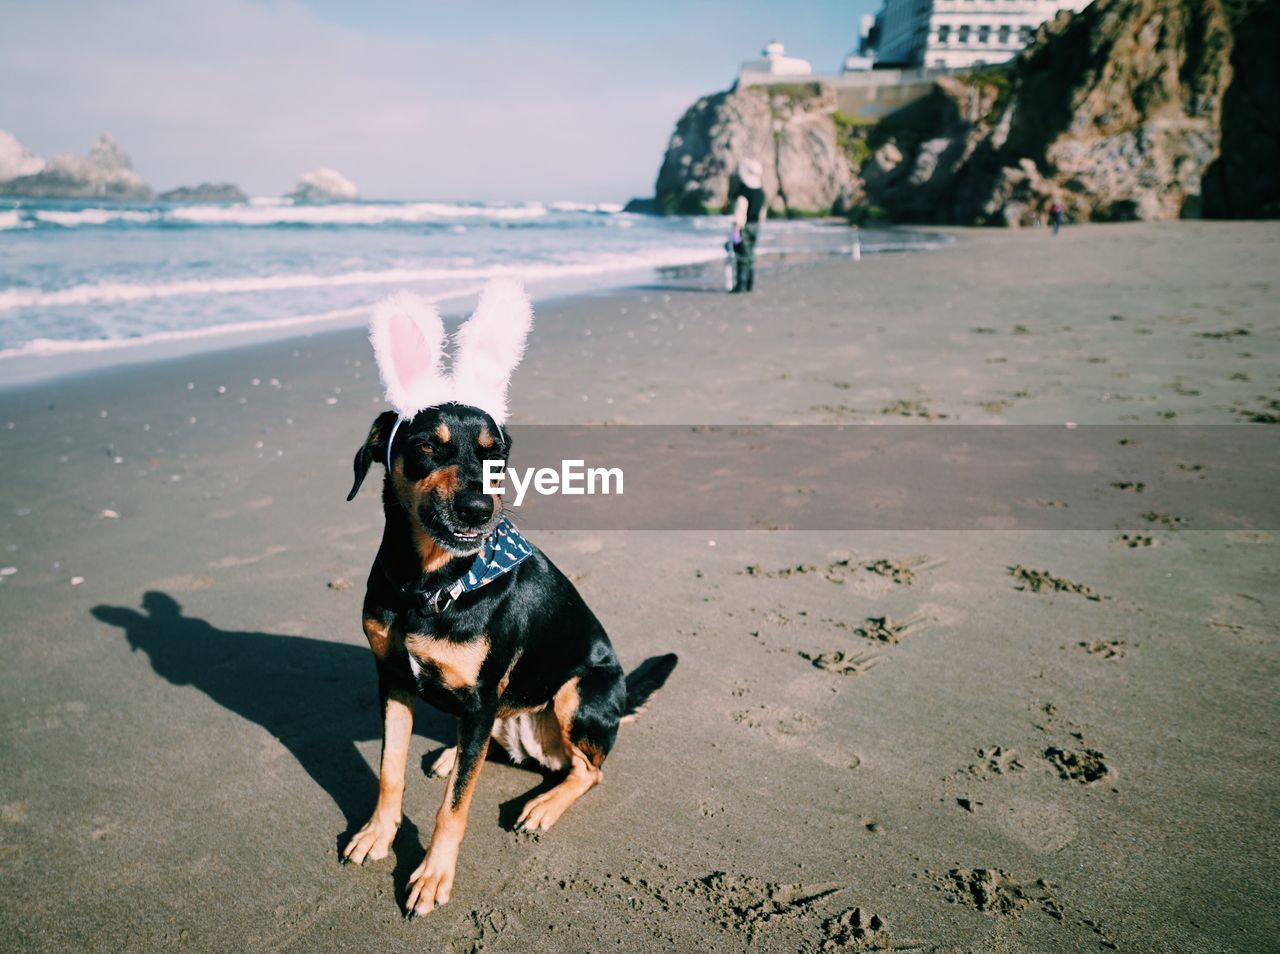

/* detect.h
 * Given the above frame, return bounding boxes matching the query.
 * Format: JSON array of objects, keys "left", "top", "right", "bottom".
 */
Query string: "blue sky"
[{"left": 0, "top": 0, "right": 877, "bottom": 201}]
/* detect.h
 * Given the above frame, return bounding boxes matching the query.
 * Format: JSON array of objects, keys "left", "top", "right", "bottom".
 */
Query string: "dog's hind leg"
[
  {"left": 515, "top": 664, "right": 625, "bottom": 832},
  {"left": 343, "top": 675, "right": 415, "bottom": 865}
]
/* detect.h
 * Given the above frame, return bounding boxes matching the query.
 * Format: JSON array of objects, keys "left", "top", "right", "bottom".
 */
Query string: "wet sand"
[{"left": 1, "top": 222, "right": 1277, "bottom": 952}]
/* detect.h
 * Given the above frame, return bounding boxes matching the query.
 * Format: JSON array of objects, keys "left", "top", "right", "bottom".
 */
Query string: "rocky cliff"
[
  {"left": 634, "top": 0, "right": 1274, "bottom": 225},
  {"left": 644, "top": 82, "right": 860, "bottom": 217},
  {"left": 868, "top": 0, "right": 1235, "bottom": 225},
  {"left": 1, "top": 134, "right": 152, "bottom": 200}
]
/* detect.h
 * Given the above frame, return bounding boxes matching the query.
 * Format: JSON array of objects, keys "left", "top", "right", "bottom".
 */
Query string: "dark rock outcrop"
[
  {"left": 1201, "top": 0, "right": 1280, "bottom": 218},
  {"left": 158, "top": 183, "right": 248, "bottom": 203},
  {"left": 1, "top": 135, "right": 152, "bottom": 199}
]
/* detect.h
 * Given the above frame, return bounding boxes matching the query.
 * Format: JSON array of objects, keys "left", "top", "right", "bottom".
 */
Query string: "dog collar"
[{"left": 379, "top": 515, "right": 533, "bottom": 613}]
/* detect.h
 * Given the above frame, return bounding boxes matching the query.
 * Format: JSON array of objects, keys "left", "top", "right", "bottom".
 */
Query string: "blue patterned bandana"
[{"left": 424, "top": 516, "right": 534, "bottom": 613}]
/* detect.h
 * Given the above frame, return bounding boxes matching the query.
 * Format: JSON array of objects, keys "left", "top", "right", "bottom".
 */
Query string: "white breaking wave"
[
  {"left": 167, "top": 201, "right": 551, "bottom": 226},
  {"left": 33, "top": 208, "right": 156, "bottom": 227},
  {"left": 4, "top": 200, "right": 562, "bottom": 230},
  {"left": 0, "top": 303, "right": 383, "bottom": 361},
  {"left": 0, "top": 199, "right": 638, "bottom": 231},
  {"left": 0, "top": 245, "right": 722, "bottom": 313},
  {"left": 548, "top": 201, "right": 624, "bottom": 214}
]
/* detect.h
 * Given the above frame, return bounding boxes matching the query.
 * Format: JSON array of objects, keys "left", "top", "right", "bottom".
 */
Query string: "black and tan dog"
[{"left": 342, "top": 284, "right": 675, "bottom": 916}]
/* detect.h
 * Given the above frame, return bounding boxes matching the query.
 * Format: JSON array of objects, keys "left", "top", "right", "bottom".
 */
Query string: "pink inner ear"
[{"left": 387, "top": 312, "right": 430, "bottom": 394}]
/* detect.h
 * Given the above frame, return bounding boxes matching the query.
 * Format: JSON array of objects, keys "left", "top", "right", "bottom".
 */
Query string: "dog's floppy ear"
[
  {"left": 369, "top": 291, "right": 450, "bottom": 419},
  {"left": 449, "top": 278, "right": 532, "bottom": 425},
  {"left": 348, "top": 410, "right": 399, "bottom": 501}
]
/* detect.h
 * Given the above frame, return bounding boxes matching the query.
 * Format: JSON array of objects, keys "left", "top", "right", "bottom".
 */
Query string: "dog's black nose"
[{"left": 455, "top": 492, "right": 494, "bottom": 527}]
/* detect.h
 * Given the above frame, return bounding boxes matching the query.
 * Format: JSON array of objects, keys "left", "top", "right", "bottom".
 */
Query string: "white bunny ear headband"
[{"left": 369, "top": 278, "right": 533, "bottom": 468}]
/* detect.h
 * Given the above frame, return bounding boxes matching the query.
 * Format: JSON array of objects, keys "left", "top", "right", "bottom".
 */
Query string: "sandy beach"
[{"left": 2, "top": 222, "right": 1277, "bottom": 952}]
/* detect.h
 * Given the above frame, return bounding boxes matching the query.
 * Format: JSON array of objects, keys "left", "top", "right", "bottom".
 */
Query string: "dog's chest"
[{"left": 401, "top": 631, "right": 488, "bottom": 691}]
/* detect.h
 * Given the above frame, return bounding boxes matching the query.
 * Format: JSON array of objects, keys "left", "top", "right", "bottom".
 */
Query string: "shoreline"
[{"left": 0, "top": 222, "right": 950, "bottom": 392}]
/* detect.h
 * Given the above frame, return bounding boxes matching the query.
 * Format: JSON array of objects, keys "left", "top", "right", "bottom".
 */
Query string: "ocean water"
[{"left": 0, "top": 197, "right": 942, "bottom": 377}]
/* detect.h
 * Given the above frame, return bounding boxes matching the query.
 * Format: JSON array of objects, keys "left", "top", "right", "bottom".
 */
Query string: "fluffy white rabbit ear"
[
  {"left": 369, "top": 291, "right": 451, "bottom": 419},
  {"left": 449, "top": 278, "right": 533, "bottom": 424}
]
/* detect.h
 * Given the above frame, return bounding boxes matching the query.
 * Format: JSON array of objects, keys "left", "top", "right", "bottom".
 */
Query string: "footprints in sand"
[
  {"left": 847, "top": 612, "right": 930, "bottom": 644},
  {"left": 819, "top": 906, "right": 895, "bottom": 951},
  {"left": 1080, "top": 639, "right": 1128, "bottom": 659},
  {"left": 747, "top": 555, "right": 947, "bottom": 681},
  {"left": 932, "top": 867, "right": 1117, "bottom": 947},
  {"left": 538, "top": 869, "right": 911, "bottom": 951},
  {"left": 742, "top": 554, "right": 946, "bottom": 683},
  {"left": 1115, "top": 533, "right": 1155, "bottom": 547},
  {"left": 1044, "top": 747, "right": 1110, "bottom": 784},
  {"left": 968, "top": 746, "right": 1024, "bottom": 778},
  {"left": 687, "top": 872, "right": 844, "bottom": 940},
  {"left": 1008, "top": 565, "right": 1102, "bottom": 601},
  {"left": 798, "top": 650, "right": 879, "bottom": 677},
  {"left": 940, "top": 867, "right": 1062, "bottom": 919},
  {"left": 742, "top": 554, "right": 934, "bottom": 587}
]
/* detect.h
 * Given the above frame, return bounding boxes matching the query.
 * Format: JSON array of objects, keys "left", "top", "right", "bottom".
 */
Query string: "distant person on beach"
[
  {"left": 1050, "top": 200, "right": 1064, "bottom": 235},
  {"left": 729, "top": 159, "right": 767, "bottom": 292}
]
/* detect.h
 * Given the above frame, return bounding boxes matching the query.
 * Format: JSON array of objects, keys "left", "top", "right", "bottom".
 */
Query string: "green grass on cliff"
[{"left": 834, "top": 111, "right": 875, "bottom": 171}]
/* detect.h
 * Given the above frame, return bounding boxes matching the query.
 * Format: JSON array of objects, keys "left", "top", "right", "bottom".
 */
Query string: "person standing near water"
[
  {"left": 729, "top": 159, "right": 767, "bottom": 293},
  {"left": 1050, "top": 199, "right": 1065, "bottom": 235}
]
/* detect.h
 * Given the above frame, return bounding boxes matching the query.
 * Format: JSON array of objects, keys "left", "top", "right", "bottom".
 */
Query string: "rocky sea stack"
[
  {"left": 632, "top": 0, "right": 1277, "bottom": 225},
  {"left": 288, "top": 167, "right": 358, "bottom": 202},
  {"left": 158, "top": 183, "right": 248, "bottom": 203},
  {"left": 0, "top": 134, "right": 152, "bottom": 200}
]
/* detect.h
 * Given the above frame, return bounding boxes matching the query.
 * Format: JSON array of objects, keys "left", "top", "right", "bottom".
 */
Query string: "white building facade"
[{"left": 874, "top": 0, "right": 1092, "bottom": 70}]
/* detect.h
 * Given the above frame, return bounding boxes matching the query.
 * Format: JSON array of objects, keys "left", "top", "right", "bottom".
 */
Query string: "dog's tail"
[{"left": 621, "top": 653, "right": 678, "bottom": 723}]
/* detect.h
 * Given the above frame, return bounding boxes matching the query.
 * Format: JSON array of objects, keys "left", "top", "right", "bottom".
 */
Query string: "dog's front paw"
[
  {"left": 342, "top": 815, "right": 399, "bottom": 865},
  {"left": 515, "top": 789, "right": 570, "bottom": 832},
  {"left": 405, "top": 855, "right": 456, "bottom": 916}
]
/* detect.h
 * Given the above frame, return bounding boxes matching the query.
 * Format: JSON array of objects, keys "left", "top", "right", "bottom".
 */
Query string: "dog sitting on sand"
[{"left": 342, "top": 279, "right": 677, "bottom": 916}]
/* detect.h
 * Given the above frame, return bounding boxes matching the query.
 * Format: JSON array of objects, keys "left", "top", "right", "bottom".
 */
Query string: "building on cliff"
[
  {"left": 737, "top": 41, "right": 813, "bottom": 86},
  {"left": 873, "top": 0, "right": 1091, "bottom": 69}
]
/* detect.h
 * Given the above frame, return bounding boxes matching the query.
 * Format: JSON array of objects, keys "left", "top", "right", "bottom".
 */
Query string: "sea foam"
[{"left": 0, "top": 245, "right": 721, "bottom": 313}]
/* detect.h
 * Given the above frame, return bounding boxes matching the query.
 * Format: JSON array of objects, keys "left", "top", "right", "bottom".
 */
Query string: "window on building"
[
  {"left": 958, "top": 24, "right": 970, "bottom": 43},
  {"left": 978, "top": 25, "right": 990, "bottom": 43},
  {"left": 1020, "top": 25, "right": 1033, "bottom": 42},
  {"left": 937, "top": 24, "right": 951, "bottom": 43},
  {"left": 998, "top": 24, "right": 1011, "bottom": 45}
]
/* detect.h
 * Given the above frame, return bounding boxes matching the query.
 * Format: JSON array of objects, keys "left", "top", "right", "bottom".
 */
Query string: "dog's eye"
[{"left": 415, "top": 442, "right": 433, "bottom": 456}]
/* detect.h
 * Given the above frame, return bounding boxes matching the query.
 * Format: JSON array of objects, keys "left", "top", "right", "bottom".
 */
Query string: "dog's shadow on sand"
[{"left": 90, "top": 592, "right": 462, "bottom": 857}]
